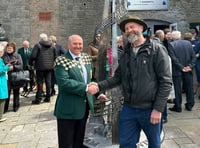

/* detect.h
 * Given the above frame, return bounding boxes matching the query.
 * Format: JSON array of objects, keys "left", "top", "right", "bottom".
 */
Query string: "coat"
[
  {"left": 55, "top": 43, "right": 65, "bottom": 56},
  {"left": 98, "top": 39, "right": 172, "bottom": 112},
  {"left": 54, "top": 51, "right": 95, "bottom": 119},
  {"left": 2, "top": 52, "right": 23, "bottom": 89},
  {"left": 29, "top": 41, "right": 57, "bottom": 71},
  {"left": 169, "top": 39, "right": 196, "bottom": 77},
  {"left": 0, "top": 58, "right": 9, "bottom": 99},
  {"left": 17, "top": 47, "right": 33, "bottom": 70}
]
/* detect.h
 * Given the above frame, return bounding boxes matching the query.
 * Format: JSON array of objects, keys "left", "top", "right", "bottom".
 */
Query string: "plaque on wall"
[
  {"left": 126, "top": 0, "right": 168, "bottom": 10},
  {"left": 39, "top": 12, "right": 51, "bottom": 21}
]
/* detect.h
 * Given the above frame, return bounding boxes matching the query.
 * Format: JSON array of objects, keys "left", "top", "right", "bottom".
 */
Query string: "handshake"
[
  {"left": 87, "top": 82, "right": 99, "bottom": 95},
  {"left": 87, "top": 82, "right": 108, "bottom": 101}
]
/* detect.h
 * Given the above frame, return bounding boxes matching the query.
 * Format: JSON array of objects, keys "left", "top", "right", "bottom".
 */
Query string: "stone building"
[{"left": 0, "top": 0, "right": 199, "bottom": 49}]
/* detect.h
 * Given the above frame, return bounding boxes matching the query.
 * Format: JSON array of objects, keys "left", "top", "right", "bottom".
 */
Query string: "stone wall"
[
  {"left": 29, "top": 0, "right": 59, "bottom": 47},
  {"left": 0, "top": 0, "right": 200, "bottom": 48},
  {"left": 59, "top": 0, "right": 105, "bottom": 49},
  {"left": 0, "top": 0, "right": 30, "bottom": 47},
  {"left": 129, "top": 0, "right": 200, "bottom": 33}
]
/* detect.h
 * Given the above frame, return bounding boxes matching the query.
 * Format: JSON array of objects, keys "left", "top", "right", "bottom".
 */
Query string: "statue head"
[{"left": 0, "top": 24, "right": 8, "bottom": 41}]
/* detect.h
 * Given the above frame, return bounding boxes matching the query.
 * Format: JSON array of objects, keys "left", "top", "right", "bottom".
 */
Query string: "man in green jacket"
[
  {"left": 18, "top": 40, "right": 34, "bottom": 92},
  {"left": 54, "top": 34, "right": 106, "bottom": 148}
]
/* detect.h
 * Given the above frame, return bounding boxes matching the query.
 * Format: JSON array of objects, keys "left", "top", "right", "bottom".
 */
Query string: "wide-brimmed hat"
[{"left": 119, "top": 15, "right": 147, "bottom": 32}]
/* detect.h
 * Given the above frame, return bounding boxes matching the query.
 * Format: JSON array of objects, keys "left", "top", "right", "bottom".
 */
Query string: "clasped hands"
[
  {"left": 182, "top": 66, "right": 192, "bottom": 72},
  {"left": 87, "top": 82, "right": 99, "bottom": 95},
  {"left": 87, "top": 82, "right": 108, "bottom": 102}
]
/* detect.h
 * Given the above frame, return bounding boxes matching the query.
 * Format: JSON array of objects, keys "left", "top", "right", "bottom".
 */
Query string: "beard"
[{"left": 127, "top": 31, "right": 140, "bottom": 43}]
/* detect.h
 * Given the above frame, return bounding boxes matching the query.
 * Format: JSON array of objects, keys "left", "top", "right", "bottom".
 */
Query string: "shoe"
[
  {"left": 167, "top": 99, "right": 174, "bottom": 104},
  {"left": 13, "top": 107, "right": 19, "bottom": 112},
  {"left": 32, "top": 99, "right": 41, "bottom": 104},
  {"left": 43, "top": 98, "right": 50, "bottom": 103},
  {"left": 169, "top": 107, "right": 182, "bottom": 112},
  {"left": 0, "top": 117, "right": 7, "bottom": 122},
  {"left": 185, "top": 106, "right": 192, "bottom": 111}
]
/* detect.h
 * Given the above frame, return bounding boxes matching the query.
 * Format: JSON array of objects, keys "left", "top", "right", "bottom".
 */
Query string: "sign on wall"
[
  {"left": 170, "top": 23, "right": 178, "bottom": 32},
  {"left": 126, "top": 0, "right": 168, "bottom": 10}
]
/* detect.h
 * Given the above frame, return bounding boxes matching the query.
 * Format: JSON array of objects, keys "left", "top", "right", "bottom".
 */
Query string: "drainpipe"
[
  {"left": 111, "top": 1, "right": 120, "bottom": 145},
  {"left": 112, "top": 0, "right": 118, "bottom": 75}
]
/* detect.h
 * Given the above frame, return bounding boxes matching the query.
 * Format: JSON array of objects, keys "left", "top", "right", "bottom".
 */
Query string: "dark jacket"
[
  {"left": 169, "top": 39, "right": 196, "bottom": 76},
  {"left": 98, "top": 39, "right": 172, "bottom": 112},
  {"left": 29, "top": 41, "right": 57, "bottom": 71},
  {"left": 2, "top": 52, "right": 23, "bottom": 89},
  {"left": 55, "top": 44, "right": 65, "bottom": 56}
]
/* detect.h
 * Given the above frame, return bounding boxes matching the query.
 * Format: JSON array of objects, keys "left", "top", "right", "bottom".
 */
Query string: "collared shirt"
[{"left": 69, "top": 50, "right": 87, "bottom": 83}]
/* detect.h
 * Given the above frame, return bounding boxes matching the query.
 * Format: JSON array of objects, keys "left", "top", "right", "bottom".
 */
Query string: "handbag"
[{"left": 10, "top": 70, "right": 30, "bottom": 82}]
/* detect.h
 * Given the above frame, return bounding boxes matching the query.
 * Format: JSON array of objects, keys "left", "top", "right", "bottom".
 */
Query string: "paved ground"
[{"left": 0, "top": 87, "right": 200, "bottom": 148}]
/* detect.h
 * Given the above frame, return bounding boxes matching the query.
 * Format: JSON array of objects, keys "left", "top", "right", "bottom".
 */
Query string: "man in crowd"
[
  {"left": 53, "top": 34, "right": 106, "bottom": 148},
  {"left": 90, "top": 15, "right": 172, "bottom": 148},
  {"left": 18, "top": 40, "right": 34, "bottom": 92},
  {"left": 169, "top": 30, "right": 195, "bottom": 112},
  {"left": 29, "top": 33, "right": 57, "bottom": 104}
]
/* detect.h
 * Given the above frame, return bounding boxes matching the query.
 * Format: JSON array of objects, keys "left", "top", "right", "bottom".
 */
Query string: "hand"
[
  {"left": 87, "top": 82, "right": 99, "bottom": 95},
  {"left": 98, "top": 94, "right": 108, "bottom": 102},
  {"left": 9, "top": 59, "right": 17, "bottom": 65},
  {"left": 150, "top": 109, "right": 162, "bottom": 124},
  {"left": 88, "top": 82, "right": 98, "bottom": 87},
  {"left": 9, "top": 65, "right": 14, "bottom": 71},
  {"left": 182, "top": 66, "right": 192, "bottom": 72}
]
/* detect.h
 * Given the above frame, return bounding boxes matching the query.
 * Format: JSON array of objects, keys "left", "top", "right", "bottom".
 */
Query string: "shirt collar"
[{"left": 69, "top": 50, "right": 81, "bottom": 60}]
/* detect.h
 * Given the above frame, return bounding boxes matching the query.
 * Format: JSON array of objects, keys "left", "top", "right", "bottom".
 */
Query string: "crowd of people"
[
  {"left": 0, "top": 14, "right": 200, "bottom": 148},
  {"left": 0, "top": 33, "right": 64, "bottom": 121}
]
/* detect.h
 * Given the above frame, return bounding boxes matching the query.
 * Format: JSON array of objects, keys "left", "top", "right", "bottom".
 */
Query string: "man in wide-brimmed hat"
[
  {"left": 92, "top": 15, "right": 172, "bottom": 148},
  {"left": 119, "top": 15, "right": 148, "bottom": 48},
  {"left": 119, "top": 15, "right": 147, "bottom": 32}
]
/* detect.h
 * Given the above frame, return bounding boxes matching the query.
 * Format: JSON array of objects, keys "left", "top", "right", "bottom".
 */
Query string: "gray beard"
[{"left": 127, "top": 35, "right": 139, "bottom": 43}]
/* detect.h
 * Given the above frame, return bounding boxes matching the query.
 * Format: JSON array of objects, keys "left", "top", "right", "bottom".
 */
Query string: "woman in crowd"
[
  {"left": 0, "top": 44, "right": 11, "bottom": 121},
  {"left": 2, "top": 42, "right": 23, "bottom": 112}
]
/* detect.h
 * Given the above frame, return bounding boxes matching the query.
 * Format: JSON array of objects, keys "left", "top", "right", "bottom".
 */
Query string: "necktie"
[
  {"left": 75, "top": 57, "right": 80, "bottom": 61},
  {"left": 25, "top": 49, "right": 28, "bottom": 56},
  {"left": 75, "top": 57, "right": 87, "bottom": 83}
]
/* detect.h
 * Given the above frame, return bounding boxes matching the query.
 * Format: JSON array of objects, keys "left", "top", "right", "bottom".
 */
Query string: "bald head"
[
  {"left": 68, "top": 34, "right": 82, "bottom": 42},
  {"left": 67, "top": 34, "right": 83, "bottom": 56},
  {"left": 155, "top": 30, "right": 165, "bottom": 41},
  {"left": 23, "top": 40, "right": 30, "bottom": 48}
]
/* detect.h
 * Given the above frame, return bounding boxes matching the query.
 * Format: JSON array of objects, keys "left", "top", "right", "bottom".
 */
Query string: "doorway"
[{"left": 154, "top": 25, "right": 169, "bottom": 33}]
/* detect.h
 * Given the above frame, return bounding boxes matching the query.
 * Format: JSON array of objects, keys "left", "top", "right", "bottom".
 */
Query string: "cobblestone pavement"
[{"left": 0, "top": 88, "right": 200, "bottom": 148}]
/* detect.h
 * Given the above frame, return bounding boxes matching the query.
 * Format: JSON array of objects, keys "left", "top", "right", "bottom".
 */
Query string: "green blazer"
[
  {"left": 54, "top": 51, "right": 95, "bottom": 119},
  {"left": 18, "top": 47, "right": 33, "bottom": 70}
]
